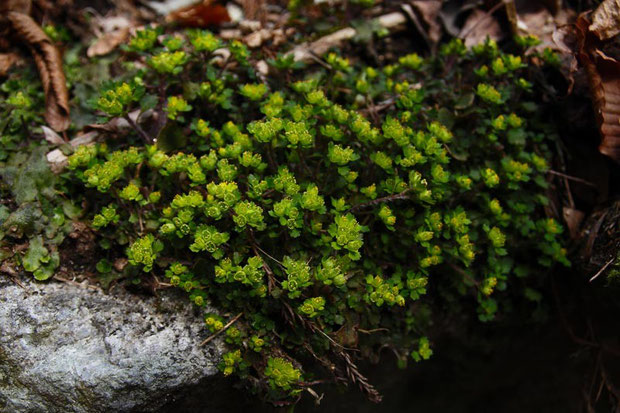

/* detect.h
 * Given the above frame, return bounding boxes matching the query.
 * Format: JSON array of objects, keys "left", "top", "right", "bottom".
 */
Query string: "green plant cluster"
[{"left": 66, "top": 28, "right": 568, "bottom": 402}]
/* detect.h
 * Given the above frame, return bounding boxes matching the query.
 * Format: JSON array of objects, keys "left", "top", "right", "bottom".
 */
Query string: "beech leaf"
[
  {"left": 7, "top": 11, "right": 70, "bottom": 132},
  {"left": 575, "top": 15, "right": 620, "bottom": 162}
]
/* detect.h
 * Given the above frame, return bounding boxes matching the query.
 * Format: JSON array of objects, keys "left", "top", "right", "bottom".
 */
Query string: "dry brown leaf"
[
  {"left": 575, "top": 15, "right": 620, "bottom": 162},
  {"left": 563, "top": 206, "right": 585, "bottom": 239},
  {"left": 7, "top": 11, "right": 70, "bottom": 132},
  {"left": 0, "top": 53, "right": 21, "bottom": 76},
  {"left": 41, "top": 125, "right": 64, "bottom": 145},
  {"left": 240, "top": 0, "right": 265, "bottom": 22},
  {"left": 113, "top": 258, "right": 128, "bottom": 272},
  {"left": 590, "top": 0, "right": 620, "bottom": 41},
  {"left": 87, "top": 28, "right": 129, "bottom": 57},
  {"left": 47, "top": 131, "right": 98, "bottom": 173},
  {"left": 552, "top": 26, "right": 581, "bottom": 94},
  {"left": 411, "top": 0, "right": 442, "bottom": 45},
  {"left": 244, "top": 29, "right": 271, "bottom": 49},
  {"left": 97, "top": 15, "right": 133, "bottom": 34},
  {"left": 506, "top": 0, "right": 574, "bottom": 46},
  {"left": 0, "top": 0, "right": 32, "bottom": 14},
  {"left": 459, "top": 8, "right": 504, "bottom": 48},
  {"left": 166, "top": 0, "right": 230, "bottom": 27},
  {"left": 290, "top": 12, "right": 406, "bottom": 63},
  {"left": 507, "top": 1, "right": 553, "bottom": 36}
]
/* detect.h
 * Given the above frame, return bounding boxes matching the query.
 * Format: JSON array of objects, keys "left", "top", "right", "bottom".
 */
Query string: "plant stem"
[
  {"left": 199, "top": 312, "right": 244, "bottom": 347},
  {"left": 348, "top": 190, "right": 411, "bottom": 212},
  {"left": 124, "top": 114, "right": 153, "bottom": 144}
]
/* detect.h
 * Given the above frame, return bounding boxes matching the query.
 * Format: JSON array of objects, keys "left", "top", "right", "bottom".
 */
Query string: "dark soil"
[{"left": 159, "top": 268, "right": 620, "bottom": 413}]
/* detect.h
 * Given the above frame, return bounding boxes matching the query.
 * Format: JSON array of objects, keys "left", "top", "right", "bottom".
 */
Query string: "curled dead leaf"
[
  {"left": 590, "top": 0, "right": 620, "bottom": 41},
  {"left": 7, "top": 11, "right": 70, "bottom": 132}
]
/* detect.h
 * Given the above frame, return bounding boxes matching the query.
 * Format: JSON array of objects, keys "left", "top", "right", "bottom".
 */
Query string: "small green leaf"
[
  {"left": 96, "top": 258, "right": 113, "bottom": 273},
  {"left": 157, "top": 122, "right": 187, "bottom": 152},
  {"left": 140, "top": 94, "right": 158, "bottom": 111},
  {"left": 22, "top": 236, "right": 49, "bottom": 273}
]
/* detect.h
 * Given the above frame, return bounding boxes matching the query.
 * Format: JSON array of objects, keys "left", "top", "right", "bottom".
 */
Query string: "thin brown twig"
[
  {"left": 348, "top": 190, "right": 411, "bottom": 212},
  {"left": 9, "top": 276, "right": 27, "bottom": 290},
  {"left": 304, "top": 386, "right": 325, "bottom": 405},
  {"left": 307, "top": 50, "right": 332, "bottom": 70},
  {"left": 357, "top": 327, "right": 389, "bottom": 334},
  {"left": 448, "top": 262, "right": 480, "bottom": 287},
  {"left": 340, "top": 351, "right": 383, "bottom": 403},
  {"left": 123, "top": 114, "right": 153, "bottom": 144},
  {"left": 199, "top": 312, "right": 243, "bottom": 347},
  {"left": 598, "top": 351, "right": 620, "bottom": 406},
  {"left": 361, "top": 97, "right": 396, "bottom": 116},
  {"left": 281, "top": 301, "right": 377, "bottom": 401},
  {"left": 53, "top": 275, "right": 103, "bottom": 292},
  {"left": 595, "top": 370, "right": 605, "bottom": 403},
  {"left": 250, "top": 241, "right": 277, "bottom": 292},
  {"left": 589, "top": 257, "right": 616, "bottom": 282},
  {"left": 548, "top": 170, "right": 597, "bottom": 188},
  {"left": 364, "top": 94, "right": 381, "bottom": 125}
]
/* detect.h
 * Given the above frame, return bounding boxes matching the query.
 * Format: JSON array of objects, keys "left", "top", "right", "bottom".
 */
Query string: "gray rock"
[{"left": 0, "top": 278, "right": 228, "bottom": 413}]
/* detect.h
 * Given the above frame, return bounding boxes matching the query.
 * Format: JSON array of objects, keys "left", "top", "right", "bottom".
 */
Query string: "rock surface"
[{"left": 0, "top": 277, "right": 227, "bottom": 412}]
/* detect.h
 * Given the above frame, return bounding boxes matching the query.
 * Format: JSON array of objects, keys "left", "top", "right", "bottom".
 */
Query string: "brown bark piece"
[{"left": 7, "top": 11, "right": 70, "bottom": 132}]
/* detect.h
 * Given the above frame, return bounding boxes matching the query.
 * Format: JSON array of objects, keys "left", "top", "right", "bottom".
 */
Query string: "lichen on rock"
[{"left": 0, "top": 278, "right": 225, "bottom": 413}]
